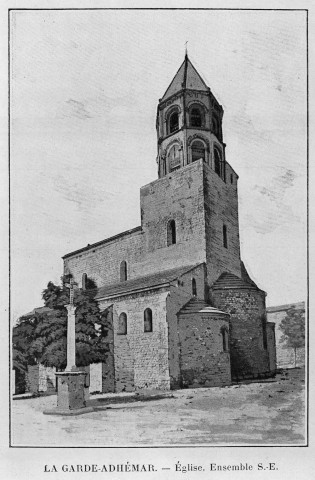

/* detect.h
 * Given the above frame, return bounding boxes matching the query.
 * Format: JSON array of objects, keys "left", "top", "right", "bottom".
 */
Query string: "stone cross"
[
  {"left": 185, "top": 40, "right": 188, "bottom": 55},
  {"left": 65, "top": 278, "right": 77, "bottom": 371}
]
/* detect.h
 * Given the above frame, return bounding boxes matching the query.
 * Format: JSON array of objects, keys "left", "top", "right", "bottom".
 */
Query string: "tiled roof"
[
  {"left": 178, "top": 297, "right": 228, "bottom": 316},
  {"left": 211, "top": 272, "right": 260, "bottom": 291},
  {"left": 94, "top": 264, "right": 203, "bottom": 300},
  {"left": 161, "top": 54, "right": 208, "bottom": 101},
  {"left": 23, "top": 306, "right": 54, "bottom": 317}
]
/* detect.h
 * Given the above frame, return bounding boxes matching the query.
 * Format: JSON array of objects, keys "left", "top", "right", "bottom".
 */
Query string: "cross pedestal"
[{"left": 44, "top": 298, "right": 93, "bottom": 415}]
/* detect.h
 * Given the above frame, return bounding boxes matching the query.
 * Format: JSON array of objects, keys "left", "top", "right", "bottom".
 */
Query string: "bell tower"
[{"left": 156, "top": 54, "right": 226, "bottom": 181}]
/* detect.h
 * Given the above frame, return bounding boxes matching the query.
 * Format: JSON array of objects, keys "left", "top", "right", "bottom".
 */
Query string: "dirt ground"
[{"left": 11, "top": 367, "right": 305, "bottom": 447}]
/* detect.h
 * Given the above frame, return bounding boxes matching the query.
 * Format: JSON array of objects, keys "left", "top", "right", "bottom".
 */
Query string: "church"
[{"left": 63, "top": 54, "right": 277, "bottom": 392}]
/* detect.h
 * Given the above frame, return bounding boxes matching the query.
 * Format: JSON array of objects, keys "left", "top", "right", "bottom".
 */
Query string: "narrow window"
[
  {"left": 82, "top": 273, "right": 87, "bottom": 290},
  {"left": 167, "top": 144, "right": 181, "bottom": 172},
  {"left": 191, "top": 140, "right": 205, "bottom": 163},
  {"left": 223, "top": 225, "right": 228, "bottom": 249},
  {"left": 118, "top": 312, "right": 127, "bottom": 335},
  {"left": 144, "top": 308, "right": 153, "bottom": 333},
  {"left": 190, "top": 107, "right": 202, "bottom": 127},
  {"left": 212, "top": 114, "right": 220, "bottom": 137},
  {"left": 120, "top": 261, "right": 127, "bottom": 282},
  {"left": 167, "top": 219, "right": 176, "bottom": 246},
  {"left": 230, "top": 173, "right": 233, "bottom": 184},
  {"left": 192, "top": 278, "right": 197, "bottom": 296},
  {"left": 221, "top": 327, "right": 228, "bottom": 352},
  {"left": 169, "top": 112, "right": 179, "bottom": 133},
  {"left": 214, "top": 148, "right": 221, "bottom": 176}
]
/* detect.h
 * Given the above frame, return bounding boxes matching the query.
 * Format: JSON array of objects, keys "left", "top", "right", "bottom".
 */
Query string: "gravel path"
[{"left": 11, "top": 368, "right": 305, "bottom": 447}]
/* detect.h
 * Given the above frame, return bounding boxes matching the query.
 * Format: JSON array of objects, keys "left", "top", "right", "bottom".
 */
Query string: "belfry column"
[{"left": 44, "top": 279, "right": 93, "bottom": 416}]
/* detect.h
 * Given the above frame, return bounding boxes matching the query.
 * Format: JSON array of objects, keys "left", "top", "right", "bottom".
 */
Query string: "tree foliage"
[
  {"left": 13, "top": 275, "right": 111, "bottom": 372},
  {"left": 279, "top": 306, "right": 305, "bottom": 366}
]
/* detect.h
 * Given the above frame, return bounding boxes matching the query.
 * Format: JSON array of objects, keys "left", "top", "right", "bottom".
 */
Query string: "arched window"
[
  {"left": 167, "top": 219, "right": 176, "bottom": 246},
  {"left": 221, "top": 327, "right": 228, "bottom": 352},
  {"left": 214, "top": 148, "right": 221, "bottom": 176},
  {"left": 191, "top": 278, "right": 197, "bottom": 297},
  {"left": 118, "top": 312, "right": 127, "bottom": 335},
  {"left": 167, "top": 144, "right": 181, "bottom": 172},
  {"left": 192, "top": 278, "right": 197, "bottom": 296},
  {"left": 144, "top": 308, "right": 153, "bottom": 333},
  {"left": 169, "top": 111, "right": 179, "bottom": 133},
  {"left": 82, "top": 273, "right": 87, "bottom": 290},
  {"left": 212, "top": 114, "right": 220, "bottom": 137},
  {"left": 190, "top": 107, "right": 202, "bottom": 127},
  {"left": 223, "top": 224, "right": 228, "bottom": 249},
  {"left": 120, "top": 260, "right": 127, "bottom": 282},
  {"left": 191, "top": 140, "right": 206, "bottom": 163}
]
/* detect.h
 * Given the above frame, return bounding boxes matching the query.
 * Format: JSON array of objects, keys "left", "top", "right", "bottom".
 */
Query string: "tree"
[
  {"left": 26, "top": 275, "right": 111, "bottom": 371},
  {"left": 279, "top": 306, "right": 305, "bottom": 367}
]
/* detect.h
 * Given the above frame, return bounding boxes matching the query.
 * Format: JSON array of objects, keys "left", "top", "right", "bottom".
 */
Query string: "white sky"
[{"left": 10, "top": 9, "right": 307, "bottom": 319}]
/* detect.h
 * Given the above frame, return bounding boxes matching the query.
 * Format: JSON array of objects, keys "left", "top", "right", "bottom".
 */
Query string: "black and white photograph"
[{"left": 2, "top": 2, "right": 313, "bottom": 479}]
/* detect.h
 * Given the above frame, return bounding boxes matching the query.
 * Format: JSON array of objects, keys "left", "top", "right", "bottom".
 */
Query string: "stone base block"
[{"left": 43, "top": 370, "right": 90, "bottom": 416}]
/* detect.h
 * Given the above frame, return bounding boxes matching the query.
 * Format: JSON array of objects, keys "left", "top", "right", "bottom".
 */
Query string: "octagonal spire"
[{"left": 161, "top": 54, "right": 209, "bottom": 102}]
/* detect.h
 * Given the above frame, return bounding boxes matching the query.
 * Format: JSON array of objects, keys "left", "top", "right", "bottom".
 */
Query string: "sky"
[{"left": 10, "top": 9, "right": 307, "bottom": 320}]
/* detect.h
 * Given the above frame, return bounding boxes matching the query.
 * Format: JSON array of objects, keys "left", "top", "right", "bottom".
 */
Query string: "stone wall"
[
  {"left": 99, "top": 289, "right": 170, "bottom": 391},
  {"left": 63, "top": 228, "right": 144, "bottom": 289},
  {"left": 267, "top": 323, "right": 277, "bottom": 373},
  {"left": 166, "top": 264, "right": 207, "bottom": 389},
  {"left": 211, "top": 288, "right": 270, "bottom": 380},
  {"left": 26, "top": 364, "right": 56, "bottom": 394},
  {"left": 178, "top": 311, "right": 231, "bottom": 388},
  {"left": 267, "top": 302, "right": 305, "bottom": 368},
  {"left": 203, "top": 162, "right": 241, "bottom": 288},
  {"left": 139, "top": 160, "right": 207, "bottom": 275}
]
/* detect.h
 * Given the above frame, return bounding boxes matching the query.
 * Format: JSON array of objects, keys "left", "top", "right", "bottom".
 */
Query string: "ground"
[{"left": 11, "top": 368, "right": 305, "bottom": 447}]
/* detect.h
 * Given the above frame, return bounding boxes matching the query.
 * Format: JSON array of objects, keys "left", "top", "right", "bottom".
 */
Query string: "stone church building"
[{"left": 63, "top": 55, "right": 277, "bottom": 392}]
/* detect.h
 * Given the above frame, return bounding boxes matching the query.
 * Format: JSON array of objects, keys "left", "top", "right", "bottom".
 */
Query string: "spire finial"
[{"left": 185, "top": 41, "right": 188, "bottom": 57}]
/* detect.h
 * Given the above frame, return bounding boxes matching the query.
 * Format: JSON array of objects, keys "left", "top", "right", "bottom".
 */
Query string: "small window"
[
  {"left": 190, "top": 107, "right": 202, "bottom": 127},
  {"left": 82, "top": 273, "right": 87, "bottom": 290},
  {"left": 192, "top": 278, "right": 197, "bottom": 296},
  {"left": 230, "top": 174, "right": 233, "bottom": 184},
  {"left": 169, "top": 112, "right": 179, "bottom": 133},
  {"left": 144, "top": 308, "right": 153, "bottom": 333},
  {"left": 118, "top": 312, "right": 127, "bottom": 335},
  {"left": 191, "top": 140, "right": 206, "bottom": 163},
  {"left": 167, "top": 144, "right": 181, "bottom": 172},
  {"left": 212, "top": 114, "right": 220, "bottom": 137},
  {"left": 221, "top": 327, "right": 228, "bottom": 352},
  {"left": 214, "top": 148, "right": 221, "bottom": 176},
  {"left": 120, "top": 261, "right": 127, "bottom": 282},
  {"left": 167, "top": 219, "right": 176, "bottom": 246},
  {"left": 223, "top": 225, "right": 228, "bottom": 249}
]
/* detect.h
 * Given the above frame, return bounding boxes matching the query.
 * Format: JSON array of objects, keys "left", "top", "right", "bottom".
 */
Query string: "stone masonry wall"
[
  {"left": 64, "top": 228, "right": 144, "bottom": 288},
  {"left": 267, "top": 323, "right": 277, "bottom": 373},
  {"left": 203, "top": 162, "right": 241, "bottom": 288},
  {"left": 211, "top": 288, "right": 270, "bottom": 380},
  {"left": 26, "top": 364, "right": 56, "bottom": 394},
  {"left": 139, "top": 160, "right": 207, "bottom": 276},
  {"left": 178, "top": 312, "right": 231, "bottom": 388},
  {"left": 166, "top": 264, "right": 207, "bottom": 389},
  {"left": 99, "top": 289, "right": 170, "bottom": 391}
]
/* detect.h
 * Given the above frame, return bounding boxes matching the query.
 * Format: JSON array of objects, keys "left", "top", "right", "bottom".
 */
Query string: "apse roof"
[
  {"left": 211, "top": 272, "right": 260, "bottom": 291},
  {"left": 178, "top": 297, "right": 228, "bottom": 316},
  {"left": 161, "top": 54, "right": 209, "bottom": 101},
  {"left": 94, "top": 263, "right": 203, "bottom": 300}
]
